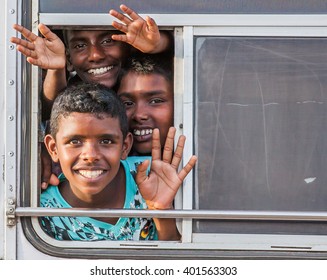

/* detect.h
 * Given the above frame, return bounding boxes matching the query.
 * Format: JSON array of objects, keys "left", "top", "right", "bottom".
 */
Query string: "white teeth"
[
  {"left": 88, "top": 66, "right": 113, "bottom": 75},
  {"left": 78, "top": 170, "right": 104, "bottom": 179},
  {"left": 133, "top": 129, "right": 153, "bottom": 136}
]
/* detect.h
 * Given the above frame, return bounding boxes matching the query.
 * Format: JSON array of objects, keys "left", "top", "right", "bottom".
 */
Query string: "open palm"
[
  {"left": 110, "top": 4, "right": 161, "bottom": 53},
  {"left": 11, "top": 23, "right": 66, "bottom": 69},
  {"left": 135, "top": 127, "right": 197, "bottom": 210}
]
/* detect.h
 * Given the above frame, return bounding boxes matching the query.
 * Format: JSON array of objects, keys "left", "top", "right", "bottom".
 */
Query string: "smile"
[
  {"left": 87, "top": 66, "right": 113, "bottom": 75},
  {"left": 78, "top": 170, "right": 104, "bottom": 179},
  {"left": 133, "top": 128, "right": 153, "bottom": 136}
]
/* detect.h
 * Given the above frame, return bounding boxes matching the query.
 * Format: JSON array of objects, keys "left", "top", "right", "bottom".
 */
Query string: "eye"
[
  {"left": 122, "top": 100, "right": 135, "bottom": 108},
  {"left": 149, "top": 98, "right": 164, "bottom": 104},
  {"left": 69, "top": 139, "right": 81, "bottom": 145},
  {"left": 100, "top": 139, "right": 112, "bottom": 145},
  {"left": 73, "top": 43, "right": 86, "bottom": 50},
  {"left": 102, "top": 38, "right": 114, "bottom": 45}
]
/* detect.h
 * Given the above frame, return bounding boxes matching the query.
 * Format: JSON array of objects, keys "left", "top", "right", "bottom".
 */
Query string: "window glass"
[{"left": 194, "top": 37, "right": 327, "bottom": 234}]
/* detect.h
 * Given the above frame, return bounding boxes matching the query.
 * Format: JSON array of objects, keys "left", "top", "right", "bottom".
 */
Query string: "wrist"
[{"left": 147, "top": 203, "right": 173, "bottom": 210}]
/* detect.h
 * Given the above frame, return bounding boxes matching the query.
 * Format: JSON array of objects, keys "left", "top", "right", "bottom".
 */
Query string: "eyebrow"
[
  {"left": 61, "top": 133, "right": 121, "bottom": 140},
  {"left": 68, "top": 31, "right": 116, "bottom": 43},
  {"left": 118, "top": 90, "right": 168, "bottom": 99}
]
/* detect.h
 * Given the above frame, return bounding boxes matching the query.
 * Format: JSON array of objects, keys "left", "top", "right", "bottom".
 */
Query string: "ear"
[
  {"left": 121, "top": 132, "right": 133, "bottom": 160},
  {"left": 44, "top": 134, "right": 60, "bottom": 163},
  {"left": 66, "top": 49, "right": 74, "bottom": 72}
]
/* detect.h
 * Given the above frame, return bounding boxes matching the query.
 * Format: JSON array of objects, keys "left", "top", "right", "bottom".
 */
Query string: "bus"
[{"left": 2, "top": 0, "right": 327, "bottom": 259}]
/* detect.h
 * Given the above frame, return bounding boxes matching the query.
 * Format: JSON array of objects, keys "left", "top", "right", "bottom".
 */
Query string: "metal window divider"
[{"left": 13, "top": 207, "right": 327, "bottom": 222}]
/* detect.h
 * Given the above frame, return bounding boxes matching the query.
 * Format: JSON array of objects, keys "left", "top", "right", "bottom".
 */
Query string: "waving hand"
[
  {"left": 135, "top": 127, "right": 197, "bottom": 210},
  {"left": 109, "top": 4, "right": 168, "bottom": 53},
  {"left": 11, "top": 23, "right": 66, "bottom": 70}
]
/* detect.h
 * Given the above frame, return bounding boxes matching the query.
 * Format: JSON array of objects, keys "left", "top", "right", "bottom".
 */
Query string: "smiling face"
[
  {"left": 118, "top": 72, "right": 174, "bottom": 155},
  {"left": 44, "top": 112, "right": 132, "bottom": 202},
  {"left": 66, "top": 30, "right": 130, "bottom": 89}
]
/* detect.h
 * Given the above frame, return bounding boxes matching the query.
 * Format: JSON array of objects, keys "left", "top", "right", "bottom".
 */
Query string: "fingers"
[
  {"left": 41, "top": 146, "right": 53, "bottom": 188},
  {"left": 178, "top": 155, "right": 197, "bottom": 181},
  {"left": 111, "top": 21, "right": 128, "bottom": 34},
  {"left": 11, "top": 25, "right": 38, "bottom": 59},
  {"left": 110, "top": 11, "right": 131, "bottom": 25},
  {"left": 12, "top": 23, "right": 38, "bottom": 42},
  {"left": 16, "top": 44, "right": 38, "bottom": 59},
  {"left": 170, "top": 134, "right": 185, "bottom": 169},
  {"left": 109, "top": 6, "right": 134, "bottom": 25},
  {"left": 38, "top": 23, "right": 58, "bottom": 41},
  {"left": 135, "top": 159, "right": 150, "bottom": 185},
  {"left": 49, "top": 174, "right": 60, "bottom": 187},
  {"left": 151, "top": 128, "right": 162, "bottom": 161},
  {"left": 111, "top": 33, "right": 127, "bottom": 43},
  {"left": 10, "top": 37, "right": 37, "bottom": 58},
  {"left": 162, "top": 127, "right": 176, "bottom": 163},
  {"left": 41, "top": 174, "right": 60, "bottom": 190},
  {"left": 110, "top": 4, "right": 143, "bottom": 27},
  {"left": 145, "top": 16, "right": 159, "bottom": 33},
  {"left": 10, "top": 36, "right": 34, "bottom": 49},
  {"left": 119, "top": 4, "right": 140, "bottom": 21}
]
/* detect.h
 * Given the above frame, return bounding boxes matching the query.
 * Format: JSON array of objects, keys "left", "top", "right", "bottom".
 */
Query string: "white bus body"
[{"left": 2, "top": 0, "right": 327, "bottom": 259}]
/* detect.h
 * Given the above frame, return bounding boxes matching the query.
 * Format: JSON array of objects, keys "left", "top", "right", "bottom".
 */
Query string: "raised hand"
[
  {"left": 109, "top": 4, "right": 168, "bottom": 53},
  {"left": 135, "top": 127, "right": 197, "bottom": 210},
  {"left": 10, "top": 23, "right": 66, "bottom": 70}
]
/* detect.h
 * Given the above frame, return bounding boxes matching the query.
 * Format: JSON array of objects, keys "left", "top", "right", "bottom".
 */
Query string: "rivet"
[
  {"left": 8, "top": 80, "right": 14, "bottom": 85},
  {"left": 8, "top": 115, "right": 14, "bottom": 121},
  {"left": 9, "top": 9, "right": 15, "bottom": 14},
  {"left": 9, "top": 45, "right": 14, "bottom": 50},
  {"left": 8, "top": 151, "right": 14, "bottom": 157},
  {"left": 179, "top": 123, "right": 183, "bottom": 129}
]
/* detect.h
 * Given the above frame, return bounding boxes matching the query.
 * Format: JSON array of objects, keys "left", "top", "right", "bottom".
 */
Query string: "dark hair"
[
  {"left": 117, "top": 53, "right": 173, "bottom": 87},
  {"left": 50, "top": 83, "right": 128, "bottom": 138}
]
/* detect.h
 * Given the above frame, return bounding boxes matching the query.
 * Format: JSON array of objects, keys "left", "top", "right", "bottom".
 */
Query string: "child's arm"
[
  {"left": 135, "top": 127, "right": 197, "bottom": 240},
  {"left": 42, "top": 69, "right": 67, "bottom": 120},
  {"left": 109, "top": 4, "right": 171, "bottom": 54}
]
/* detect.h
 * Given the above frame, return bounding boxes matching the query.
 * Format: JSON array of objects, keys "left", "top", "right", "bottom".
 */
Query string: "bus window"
[
  {"left": 194, "top": 36, "right": 327, "bottom": 235},
  {"left": 8, "top": 0, "right": 327, "bottom": 259}
]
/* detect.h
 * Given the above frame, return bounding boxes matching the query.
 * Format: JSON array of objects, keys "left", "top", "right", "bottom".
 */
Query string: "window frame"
[{"left": 15, "top": 3, "right": 327, "bottom": 258}]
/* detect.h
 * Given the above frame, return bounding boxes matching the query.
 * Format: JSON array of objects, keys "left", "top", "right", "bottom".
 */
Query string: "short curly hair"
[
  {"left": 50, "top": 82, "right": 128, "bottom": 138},
  {"left": 117, "top": 53, "right": 173, "bottom": 88}
]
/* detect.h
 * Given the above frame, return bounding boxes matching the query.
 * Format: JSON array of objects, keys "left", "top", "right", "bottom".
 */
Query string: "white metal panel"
[
  {"left": 181, "top": 26, "right": 194, "bottom": 243},
  {"left": 4, "top": 0, "right": 19, "bottom": 260},
  {"left": 0, "top": 0, "right": 6, "bottom": 261},
  {"left": 30, "top": 0, "right": 40, "bottom": 208},
  {"left": 39, "top": 13, "right": 327, "bottom": 27}
]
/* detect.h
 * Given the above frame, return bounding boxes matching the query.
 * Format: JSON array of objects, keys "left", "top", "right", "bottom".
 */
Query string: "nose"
[
  {"left": 81, "top": 142, "right": 100, "bottom": 162},
  {"left": 131, "top": 102, "right": 149, "bottom": 123},
  {"left": 88, "top": 44, "right": 106, "bottom": 62}
]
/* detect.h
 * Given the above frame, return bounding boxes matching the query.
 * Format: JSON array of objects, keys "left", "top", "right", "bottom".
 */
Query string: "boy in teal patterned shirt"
[{"left": 41, "top": 82, "right": 196, "bottom": 241}]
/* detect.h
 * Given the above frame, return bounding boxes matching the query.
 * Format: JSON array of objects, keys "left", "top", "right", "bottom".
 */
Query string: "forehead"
[
  {"left": 118, "top": 72, "right": 173, "bottom": 96},
  {"left": 66, "top": 29, "right": 118, "bottom": 41},
  {"left": 57, "top": 112, "right": 121, "bottom": 135}
]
